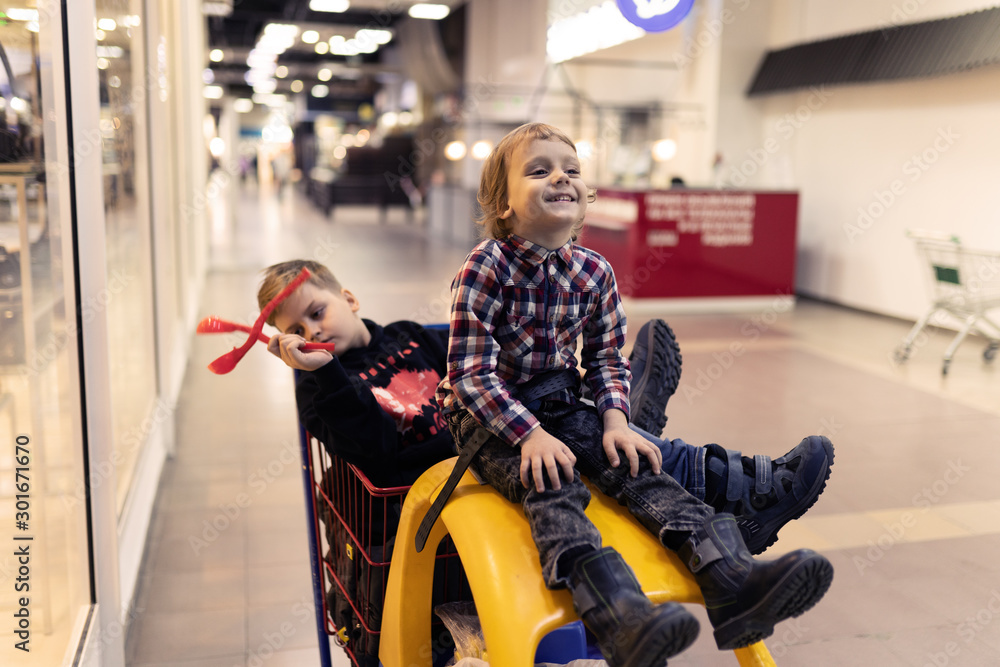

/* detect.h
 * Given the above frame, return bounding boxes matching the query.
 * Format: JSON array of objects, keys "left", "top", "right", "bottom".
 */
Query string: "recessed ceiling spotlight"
[
  {"left": 408, "top": 3, "right": 450, "bottom": 20},
  {"left": 309, "top": 0, "right": 349, "bottom": 12}
]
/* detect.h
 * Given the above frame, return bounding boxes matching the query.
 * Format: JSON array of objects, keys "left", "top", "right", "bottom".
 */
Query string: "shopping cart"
[
  {"left": 297, "top": 421, "right": 473, "bottom": 667},
  {"left": 893, "top": 230, "right": 1000, "bottom": 375},
  {"left": 296, "top": 421, "right": 593, "bottom": 666}
]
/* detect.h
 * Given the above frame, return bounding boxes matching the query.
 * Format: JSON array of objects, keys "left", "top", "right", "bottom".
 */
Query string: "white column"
[{"left": 63, "top": 0, "right": 124, "bottom": 664}]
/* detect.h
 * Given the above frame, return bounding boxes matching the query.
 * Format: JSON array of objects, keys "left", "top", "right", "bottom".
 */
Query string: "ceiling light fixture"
[
  {"left": 301, "top": 30, "right": 320, "bottom": 44},
  {"left": 356, "top": 28, "right": 392, "bottom": 45},
  {"left": 209, "top": 48, "right": 224, "bottom": 62},
  {"left": 309, "top": 0, "right": 349, "bottom": 12},
  {"left": 651, "top": 138, "right": 677, "bottom": 162},
  {"left": 471, "top": 140, "right": 493, "bottom": 160},
  {"left": 547, "top": 1, "right": 645, "bottom": 63},
  {"left": 5, "top": 8, "right": 39, "bottom": 21},
  {"left": 202, "top": 0, "right": 234, "bottom": 17},
  {"left": 408, "top": 3, "right": 450, "bottom": 19},
  {"left": 97, "top": 18, "right": 117, "bottom": 31},
  {"left": 444, "top": 140, "right": 467, "bottom": 160}
]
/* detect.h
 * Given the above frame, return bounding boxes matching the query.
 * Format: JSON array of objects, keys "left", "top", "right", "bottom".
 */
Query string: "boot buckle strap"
[
  {"left": 685, "top": 537, "right": 724, "bottom": 573},
  {"left": 569, "top": 584, "right": 601, "bottom": 617},
  {"left": 754, "top": 454, "right": 772, "bottom": 495},
  {"left": 724, "top": 449, "right": 743, "bottom": 502}
]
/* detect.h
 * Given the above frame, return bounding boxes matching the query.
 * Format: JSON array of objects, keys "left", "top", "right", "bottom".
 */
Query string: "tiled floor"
[{"left": 126, "top": 180, "right": 1000, "bottom": 666}]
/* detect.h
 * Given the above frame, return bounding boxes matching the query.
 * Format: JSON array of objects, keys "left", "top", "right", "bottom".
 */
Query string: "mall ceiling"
[{"left": 204, "top": 0, "right": 466, "bottom": 101}]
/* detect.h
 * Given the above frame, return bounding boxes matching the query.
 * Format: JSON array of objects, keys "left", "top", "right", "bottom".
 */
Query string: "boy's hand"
[
  {"left": 602, "top": 409, "right": 662, "bottom": 477},
  {"left": 268, "top": 333, "right": 334, "bottom": 371},
  {"left": 518, "top": 427, "right": 577, "bottom": 493}
]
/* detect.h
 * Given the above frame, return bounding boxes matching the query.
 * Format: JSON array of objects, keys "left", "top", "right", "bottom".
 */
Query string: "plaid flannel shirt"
[{"left": 436, "top": 234, "right": 631, "bottom": 446}]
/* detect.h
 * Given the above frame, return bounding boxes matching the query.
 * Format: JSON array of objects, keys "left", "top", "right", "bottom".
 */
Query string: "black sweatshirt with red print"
[{"left": 295, "top": 319, "right": 456, "bottom": 488}]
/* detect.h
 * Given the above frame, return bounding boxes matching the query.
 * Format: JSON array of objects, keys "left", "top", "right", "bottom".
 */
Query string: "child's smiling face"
[{"left": 500, "top": 138, "right": 588, "bottom": 249}]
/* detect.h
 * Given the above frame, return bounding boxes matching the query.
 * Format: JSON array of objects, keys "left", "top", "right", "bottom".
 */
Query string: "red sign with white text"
[{"left": 580, "top": 188, "right": 799, "bottom": 299}]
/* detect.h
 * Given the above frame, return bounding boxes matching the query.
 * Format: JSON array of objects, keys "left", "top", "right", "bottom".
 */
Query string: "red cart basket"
[{"left": 297, "top": 420, "right": 472, "bottom": 667}]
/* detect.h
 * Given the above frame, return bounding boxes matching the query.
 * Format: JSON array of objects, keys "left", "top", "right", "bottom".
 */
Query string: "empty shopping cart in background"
[{"left": 893, "top": 230, "right": 1000, "bottom": 375}]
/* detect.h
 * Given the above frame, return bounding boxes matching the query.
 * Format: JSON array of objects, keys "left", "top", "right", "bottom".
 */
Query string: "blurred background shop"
[{"left": 0, "top": 0, "right": 998, "bottom": 665}]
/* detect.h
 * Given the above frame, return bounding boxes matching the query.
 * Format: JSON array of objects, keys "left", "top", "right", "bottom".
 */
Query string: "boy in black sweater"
[{"left": 262, "top": 260, "right": 455, "bottom": 487}]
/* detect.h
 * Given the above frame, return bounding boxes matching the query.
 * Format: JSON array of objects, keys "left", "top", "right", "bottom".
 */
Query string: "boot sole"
[
  {"left": 630, "top": 320, "right": 682, "bottom": 438},
  {"left": 617, "top": 606, "right": 700, "bottom": 667},
  {"left": 738, "top": 436, "right": 835, "bottom": 555},
  {"left": 712, "top": 553, "right": 834, "bottom": 650}
]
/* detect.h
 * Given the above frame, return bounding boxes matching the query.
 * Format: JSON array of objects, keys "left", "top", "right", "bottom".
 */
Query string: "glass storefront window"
[
  {"left": 0, "top": 7, "right": 92, "bottom": 665},
  {"left": 95, "top": 0, "right": 158, "bottom": 513}
]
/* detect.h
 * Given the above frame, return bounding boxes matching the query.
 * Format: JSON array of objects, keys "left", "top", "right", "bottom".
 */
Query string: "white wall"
[{"left": 716, "top": 0, "right": 1000, "bottom": 320}]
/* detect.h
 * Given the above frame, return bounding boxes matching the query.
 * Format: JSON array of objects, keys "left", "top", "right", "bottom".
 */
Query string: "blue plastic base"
[{"left": 534, "top": 621, "right": 588, "bottom": 663}]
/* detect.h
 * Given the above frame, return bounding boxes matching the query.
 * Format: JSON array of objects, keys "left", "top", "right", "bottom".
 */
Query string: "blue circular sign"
[{"left": 615, "top": 0, "right": 695, "bottom": 32}]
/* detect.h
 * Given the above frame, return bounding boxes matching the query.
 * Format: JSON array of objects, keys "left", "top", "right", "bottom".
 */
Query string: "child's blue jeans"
[{"left": 447, "top": 400, "right": 714, "bottom": 589}]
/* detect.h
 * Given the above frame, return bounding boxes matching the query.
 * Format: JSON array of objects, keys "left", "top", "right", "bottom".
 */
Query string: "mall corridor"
[{"left": 125, "top": 181, "right": 1000, "bottom": 666}]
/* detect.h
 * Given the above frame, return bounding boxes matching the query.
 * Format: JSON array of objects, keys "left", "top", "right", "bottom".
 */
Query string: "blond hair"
[
  {"left": 257, "top": 260, "right": 342, "bottom": 326},
  {"left": 476, "top": 122, "right": 595, "bottom": 241}
]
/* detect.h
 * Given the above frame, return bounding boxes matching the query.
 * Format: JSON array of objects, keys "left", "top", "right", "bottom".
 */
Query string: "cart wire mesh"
[{"left": 299, "top": 426, "right": 471, "bottom": 667}]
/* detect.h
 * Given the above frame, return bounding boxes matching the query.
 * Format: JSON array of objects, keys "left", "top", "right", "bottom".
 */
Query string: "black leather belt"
[{"left": 414, "top": 369, "right": 579, "bottom": 551}]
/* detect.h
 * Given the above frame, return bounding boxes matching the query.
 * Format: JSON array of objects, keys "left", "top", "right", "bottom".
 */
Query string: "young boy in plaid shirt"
[{"left": 435, "top": 122, "right": 834, "bottom": 666}]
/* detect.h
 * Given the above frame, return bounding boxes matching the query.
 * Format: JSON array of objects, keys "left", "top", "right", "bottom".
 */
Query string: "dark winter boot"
[
  {"left": 705, "top": 436, "right": 835, "bottom": 554},
  {"left": 569, "top": 547, "right": 699, "bottom": 667},
  {"left": 628, "top": 320, "right": 682, "bottom": 438},
  {"left": 678, "top": 514, "right": 834, "bottom": 650}
]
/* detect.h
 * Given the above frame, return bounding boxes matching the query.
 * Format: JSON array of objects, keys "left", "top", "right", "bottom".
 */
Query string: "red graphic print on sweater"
[{"left": 370, "top": 368, "right": 442, "bottom": 434}]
